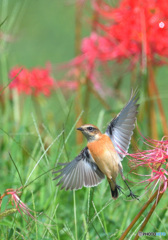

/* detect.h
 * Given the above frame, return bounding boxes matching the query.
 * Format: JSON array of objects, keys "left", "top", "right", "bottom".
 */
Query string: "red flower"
[
  {"left": 94, "top": 0, "right": 168, "bottom": 64},
  {"left": 5, "top": 188, "right": 35, "bottom": 219},
  {"left": 9, "top": 65, "right": 54, "bottom": 96},
  {"left": 64, "top": 32, "right": 110, "bottom": 91},
  {"left": 69, "top": 0, "right": 168, "bottom": 80},
  {"left": 9, "top": 67, "right": 32, "bottom": 94},
  {"left": 30, "top": 67, "right": 54, "bottom": 96},
  {"left": 81, "top": 32, "right": 114, "bottom": 64},
  {"left": 128, "top": 135, "right": 168, "bottom": 193}
]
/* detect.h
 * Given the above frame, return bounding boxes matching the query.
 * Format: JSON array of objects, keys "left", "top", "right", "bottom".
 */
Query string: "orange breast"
[{"left": 87, "top": 134, "right": 120, "bottom": 179}]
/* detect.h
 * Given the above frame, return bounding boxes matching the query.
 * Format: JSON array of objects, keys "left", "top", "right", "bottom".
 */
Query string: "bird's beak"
[{"left": 77, "top": 127, "right": 84, "bottom": 132}]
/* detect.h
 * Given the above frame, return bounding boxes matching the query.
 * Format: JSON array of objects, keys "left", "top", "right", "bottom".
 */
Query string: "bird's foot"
[
  {"left": 127, "top": 191, "right": 139, "bottom": 201},
  {"left": 116, "top": 184, "right": 125, "bottom": 195},
  {"left": 116, "top": 184, "right": 123, "bottom": 191}
]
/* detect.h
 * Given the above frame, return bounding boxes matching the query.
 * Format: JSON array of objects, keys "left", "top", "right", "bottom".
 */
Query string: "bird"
[{"left": 53, "top": 90, "right": 139, "bottom": 200}]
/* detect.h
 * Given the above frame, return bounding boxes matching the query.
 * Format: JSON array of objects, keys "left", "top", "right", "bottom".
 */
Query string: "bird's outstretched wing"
[
  {"left": 105, "top": 90, "right": 139, "bottom": 160},
  {"left": 53, "top": 147, "right": 105, "bottom": 190}
]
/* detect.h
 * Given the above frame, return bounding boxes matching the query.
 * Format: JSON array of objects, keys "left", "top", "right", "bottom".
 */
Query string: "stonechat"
[{"left": 53, "top": 90, "right": 139, "bottom": 200}]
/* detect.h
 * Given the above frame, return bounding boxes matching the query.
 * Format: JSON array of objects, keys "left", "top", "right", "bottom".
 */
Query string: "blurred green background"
[
  {"left": 9, "top": 0, "right": 76, "bottom": 67},
  {"left": 0, "top": 0, "right": 168, "bottom": 239}
]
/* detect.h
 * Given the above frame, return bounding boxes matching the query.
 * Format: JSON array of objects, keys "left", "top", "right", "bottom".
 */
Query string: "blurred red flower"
[
  {"left": 30, "top": 67, "right": 54, "bottom": 96},
  {"left": 94, "top": 0, "right": 168, "bottom": 64},
  {"left": 9, "top": 67, "right": 32, "bottom": 95},
  {"left": 9, "top": 65, "right": 54, "bottom": 96},
  {"left": 68, "top": 32, "right": 113, "bottom": 83},
  {"left": 128, "top": 135, "right": 168, "bottom": 193},
  {"left": 70, "top": 0, "right": 168, "bottom": 80}
]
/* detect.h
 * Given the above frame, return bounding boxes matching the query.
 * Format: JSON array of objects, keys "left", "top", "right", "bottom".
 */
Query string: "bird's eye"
[{"left": 87, "top": 127, "right": 93, "bottom": 131}]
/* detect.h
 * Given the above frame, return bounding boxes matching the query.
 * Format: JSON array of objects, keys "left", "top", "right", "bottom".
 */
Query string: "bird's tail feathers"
[{"left": 109, "top": 180, "right": 118, "bottom": 199}]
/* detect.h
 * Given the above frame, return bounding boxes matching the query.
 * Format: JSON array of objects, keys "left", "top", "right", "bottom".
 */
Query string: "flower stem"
[
  {"left": 119, "top": 184, "right": 164, "bottom": 240},
  {"left": 83, "top": 75, "right": 92, "bottom": 123},
  {"left": 88, "top": 85, "right": 111, "bottom": 111},
  {"left": 75, "top": 0, "right": 83, "bottom": 145},
  {"left": 83, "top": 0, "right": 102, "bottom": 123},
  {"left": 134, "top": 191, "right": 164, "bottom": 240},
  {"left": 75, "top": 1, "right": 83, "bottom": 56},
  {"left": 147, "top": 60, "right": 158, "bottom": 139},
  {"left": 148, "top": 69, "right": 168, "bottom": 136}
]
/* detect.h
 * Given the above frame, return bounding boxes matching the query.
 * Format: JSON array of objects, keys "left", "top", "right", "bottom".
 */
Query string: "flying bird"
[{"left": 53, "top": 91, "right": 139, "bottom": 199}]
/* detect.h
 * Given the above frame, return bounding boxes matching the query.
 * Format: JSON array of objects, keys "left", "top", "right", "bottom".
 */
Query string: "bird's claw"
[
  {"left": 127, "top": 191, "right": 139, "bottom": 201},
  {"left": 116, "top": 184, "right": 126, "bottom": 195},
  {"left": 116, "top": 184, "right": 124, "bottom": 192}
]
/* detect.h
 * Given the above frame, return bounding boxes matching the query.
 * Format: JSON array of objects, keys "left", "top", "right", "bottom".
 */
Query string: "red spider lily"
[
  {"left": 30, "top": 67, "right": 54, "bottom": 96},
  {"left": 68, "top": 32, "right": 113, "bottom": 83},
  {"left": 9, "top": 65, "right": 54, "bottom": 96},
  {"left": 128, "top": 136, "right": 168, "bottom": 193},
  {"left": 4, "top": 188, "right": 34, "bottom": 219},
  {"left": 94, "top": 0, "right": 168, "bottom": 64},
  {"left": 69, "top": 0, "right": 168, "bottom": 80},
  {"left": 9, "top": 67, "right": 32, "bottom": 94}
]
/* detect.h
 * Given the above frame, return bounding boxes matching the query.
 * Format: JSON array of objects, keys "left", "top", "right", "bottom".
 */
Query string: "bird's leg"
[
  {"left": 123, "top": 179, "right": 139, "bottom": 201},
  {"left": 110, "top": 178, "right": 126, "bottom": 196},
  {"left": 118, "top": 164, "right": 139, "bottom": 201}
]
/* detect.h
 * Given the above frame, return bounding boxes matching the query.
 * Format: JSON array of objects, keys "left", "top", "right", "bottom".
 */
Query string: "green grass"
[{"left": 0, "top": 0, "right": 168, "bottom": 239}]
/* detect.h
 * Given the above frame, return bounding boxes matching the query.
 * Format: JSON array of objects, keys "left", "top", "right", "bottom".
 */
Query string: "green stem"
[
  {"left": 13, "top": 89, "right": 20, "bottom": 127},
  {"left": 73, "top": 190, "right": 78, "bottom": 240}
]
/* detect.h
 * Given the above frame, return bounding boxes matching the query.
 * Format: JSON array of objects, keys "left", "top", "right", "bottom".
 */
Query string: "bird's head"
[{"left": 77, "top": 124, "right": 102, "bottom": 142}]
